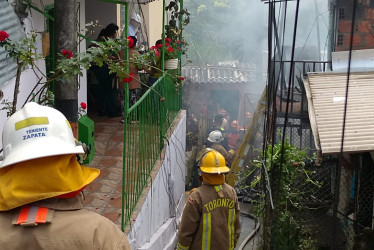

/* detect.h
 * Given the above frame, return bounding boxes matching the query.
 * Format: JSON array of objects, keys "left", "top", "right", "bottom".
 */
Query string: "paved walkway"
[
  {"left": 80, "top": 114, "right": 258, "bottom": 249},
  {"left": 82, "top": 114, "right": 125, "bottom": 227}
]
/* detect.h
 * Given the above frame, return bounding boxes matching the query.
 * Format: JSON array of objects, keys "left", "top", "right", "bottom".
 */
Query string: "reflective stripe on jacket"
[
  {"left": 177, "top": 183, "right": 241, "bottom": 250},
  {"left": 0, "top": 195, "right": 131, "bottom": 250}
]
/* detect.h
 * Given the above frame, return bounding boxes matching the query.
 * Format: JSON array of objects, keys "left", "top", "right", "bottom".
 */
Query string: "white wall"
[
  {"left": 141, "top": 1, "right": 163, "bottom": 47},
  {"left": 128, "top": 111, "right": 186, "bottom": 250},
  {"left": 78, "top": 0, "right": 87, "bottom": 109}
]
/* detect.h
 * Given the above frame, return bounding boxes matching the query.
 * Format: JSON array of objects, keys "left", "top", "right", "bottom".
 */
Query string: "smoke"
[
  {"left": 182, "top": 0, "right": 330, "bottom": 125},
  {"left": 183, "top": 0, "right": 329, "bottom": 65}
]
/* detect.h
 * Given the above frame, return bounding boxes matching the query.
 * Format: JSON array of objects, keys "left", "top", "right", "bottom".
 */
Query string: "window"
[
  {"left": 337, "top": 34, "right": 344, "bottom": 46},
  {"left": 339, "top": 8, "right": 345, "bottom": 19}
]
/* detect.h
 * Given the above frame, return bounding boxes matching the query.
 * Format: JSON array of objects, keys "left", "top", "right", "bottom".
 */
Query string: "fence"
[
  {"left": 239, "top": 59, "right": 374, "bottom": 249},
  {"left": 121, "top": 72, "right": 182, "bottom": 230}
]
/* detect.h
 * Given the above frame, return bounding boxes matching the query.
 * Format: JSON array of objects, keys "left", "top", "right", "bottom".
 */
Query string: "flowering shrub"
[
  {"left": 62, "top": 49, "right": 73, "bottom": 59},
  {"left": 123, "top": 73, "right": 134, "bottom": 83},
  {"left": 78, "top": 102, "right": 87, "bottom": 118},
  {"left": 149, "top": 37, "right": 184, "bottom": 61},
  {"left": 80, "top": 102, "right": 87, "bottom": 110},
  {"left": 0, "top": 30, "right": 9, "bottom": 42},
  {"left": 0, "top": 28, "right": 135, "bottom": 116},
  {"left": 0, "top": 30, "right": 40, "bottom": 66}
]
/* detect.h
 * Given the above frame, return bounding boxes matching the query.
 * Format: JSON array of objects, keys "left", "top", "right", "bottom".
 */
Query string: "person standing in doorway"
[
  {"left": 177, "top": 149, "right": 241, "bottom": 250},
  {"left": 90, "top": 23, "right": 121, "bottom": 117},
  {"left": 127, "top": 14, "right": 142, "bottom": 41}
]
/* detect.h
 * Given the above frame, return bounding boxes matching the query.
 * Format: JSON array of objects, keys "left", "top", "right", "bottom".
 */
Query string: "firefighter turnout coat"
[
  {"left": 177, "top": 183, "right": 241, "bottom": 250},
  {"left": 0, "top": 195, "right": 131, "bottom": 250}
]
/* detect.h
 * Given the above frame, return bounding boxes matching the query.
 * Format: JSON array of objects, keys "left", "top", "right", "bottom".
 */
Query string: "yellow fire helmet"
[
  {"left": 0, "top": 102, "right": 84, "bottom": 168},
  {"left": 200, "top": 149, "right": 230, "bottom": 174}
]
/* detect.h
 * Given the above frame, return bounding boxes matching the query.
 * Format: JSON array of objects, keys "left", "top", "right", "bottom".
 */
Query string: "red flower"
[
  {"left": 165, "top": 38, "right": 171, "bottom": 43},
  {"left": 167, "top": 47, "right": 174, "bottom": 53},
  {"left": 123, "top": 73, "right": 134, "bottom": 83},
  {"left": 179, "top": 76, "right": 185, "bottom": 81},
  {"left": 155, "top": 50, "right": 160, "bottom": 57},
  {"left": 177, "top": 40, "right": 181, "bottom": 44},
  {"left": 62, "top": 49, "right": 73, "bottom": 59},
  {"left": 0, "top": 30, "right": 9, "bottom": 42},
  {"left": 80, "top": 102, "right": 87, "bottom": 110},
  {"left": 160, "top": 97, "right": 165, "bottom": 102},
  {"left": 165, "top": 43, "right": 170, "bottom": 47},
  {"left": 127, "top": 36, "right": 134, "bottom": 48},
  {"left": 156, "top": 43, "right": 163, "bottom": 49},
  {"left": 150, "top": 46, "right": 157, "bottom": 50}
]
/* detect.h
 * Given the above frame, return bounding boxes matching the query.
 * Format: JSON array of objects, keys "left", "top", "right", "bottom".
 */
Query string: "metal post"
[{"left": 121, "top": 2, "right": 129, "bottom": 232}]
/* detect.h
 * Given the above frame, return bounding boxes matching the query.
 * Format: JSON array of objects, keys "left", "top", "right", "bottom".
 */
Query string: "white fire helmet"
[
  {"left": 130, "top": 14, "right": 142, "bottom": 24},
  {"left": 0, "top": 102, "right": 84, "bottom": 168},
  {"left": 207, "top": 130, "right": 224, "bottom": 143}
]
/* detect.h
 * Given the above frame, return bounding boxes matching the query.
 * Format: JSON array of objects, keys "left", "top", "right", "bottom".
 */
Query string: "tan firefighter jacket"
[
  {"left": 0, "top": 194, "right": 131, "bottom": 250},
  {"left": 177, "top": 183, "right": 241, "bottom": 250}
]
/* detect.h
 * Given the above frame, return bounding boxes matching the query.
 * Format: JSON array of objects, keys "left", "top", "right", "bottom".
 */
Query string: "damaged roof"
[
  {"left": 303, "top": 71, "right": 374, "bottom": 155},
  {"left": 182, "top": 64, "right": 256, "bottom": 84}
]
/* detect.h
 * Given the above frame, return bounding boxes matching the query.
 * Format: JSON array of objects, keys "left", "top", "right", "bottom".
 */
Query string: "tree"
[{"left": 54, "top": 0, "right": 79, "bottom": 136}]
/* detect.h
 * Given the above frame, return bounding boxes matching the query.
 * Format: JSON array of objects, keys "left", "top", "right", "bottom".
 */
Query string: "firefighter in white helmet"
[
  {"left": 0, "top": 102, "right": 130, "bottom": 249},
  {"left": 177, "top": 149, "right": 241, "bottom": 250},
  {"left": 206, "top": 130, "right": 234, "bottom": 165}
]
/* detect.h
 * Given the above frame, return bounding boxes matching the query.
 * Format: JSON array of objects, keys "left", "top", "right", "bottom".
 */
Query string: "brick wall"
[{"left": 337, "top": 0, "right": 374, "bottom": 51}]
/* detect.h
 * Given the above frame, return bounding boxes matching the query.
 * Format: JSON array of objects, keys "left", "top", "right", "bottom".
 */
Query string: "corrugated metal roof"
[
  {"left": 0, "top": 0, "right": 25, "bottom": 87},
  {"left": 303, "top": 71, "right": 374, "bottom": 155},
  {"left": 182, "top": 65, "right": 256, "bottom": 84}
]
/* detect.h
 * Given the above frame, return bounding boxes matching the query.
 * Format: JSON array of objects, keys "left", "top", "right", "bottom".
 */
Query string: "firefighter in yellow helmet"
[
  {"left": 177, "top": 149, "right": 241, "bottom": 250},
  {"left": 0, "top": 102, "right": 130, "bottom": 249}
]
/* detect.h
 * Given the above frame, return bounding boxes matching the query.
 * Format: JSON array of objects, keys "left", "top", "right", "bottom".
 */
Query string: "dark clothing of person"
[{"left": 91, "top": 64, "right": 119, "bottom": 115}]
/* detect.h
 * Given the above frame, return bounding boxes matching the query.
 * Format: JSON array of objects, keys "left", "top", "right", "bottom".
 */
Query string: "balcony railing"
[{"left": 121, "top": 72, "right": 181, "bottom": 230}]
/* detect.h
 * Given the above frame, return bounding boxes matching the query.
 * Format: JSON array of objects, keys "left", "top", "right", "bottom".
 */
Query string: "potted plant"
[
  {"left": 164, "top": 0, "right": 189, "bottom": 68},
  {"left": 148, "top": 37, "right": 185, "bottom": 69}
]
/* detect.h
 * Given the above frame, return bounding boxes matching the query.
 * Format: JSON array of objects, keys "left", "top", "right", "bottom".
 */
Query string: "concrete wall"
[
  {"left": 127, "top": 110, "right": 186, "bottom": 250},
  {"left": 141, "top": 1, "right": 163, "bottom": 47},
  {"left": 0, "top": 0, "right": 87, "bottom": 150}
]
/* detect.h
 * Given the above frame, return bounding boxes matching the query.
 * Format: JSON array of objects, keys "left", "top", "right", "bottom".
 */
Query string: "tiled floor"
[
  {"left": 81, "top": 113, "right": 255, "bottom": 248},
  {"left": 82, "top": 114, "right": 125, "bottom": 227}
]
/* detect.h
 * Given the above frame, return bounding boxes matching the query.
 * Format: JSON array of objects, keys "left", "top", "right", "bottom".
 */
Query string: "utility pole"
[{"left": 54, "top": 0, "right": 78, "bottom": 137}]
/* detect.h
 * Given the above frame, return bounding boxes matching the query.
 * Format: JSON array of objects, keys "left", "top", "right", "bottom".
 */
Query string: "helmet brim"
[
  {"left": 200, "top": 166, "right": 230, "bottom": 174},
  {"left": 0, "top": 140, "right": 84, "bottom": 168}
]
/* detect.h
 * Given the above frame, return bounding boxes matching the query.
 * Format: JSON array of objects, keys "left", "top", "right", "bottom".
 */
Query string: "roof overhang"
[
  {"left": 303, "top": 71, "right": 374, "bottom": 155},
  {"left": 181, "top": 65, "right": 256, "bottom": 85}
]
